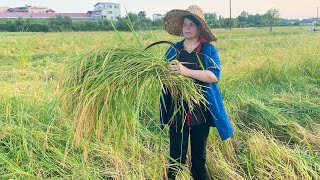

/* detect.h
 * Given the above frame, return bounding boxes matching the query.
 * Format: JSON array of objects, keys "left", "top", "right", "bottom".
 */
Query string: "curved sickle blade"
[{"left": 143, "top": 41, "right": 179, "bottom": 56}]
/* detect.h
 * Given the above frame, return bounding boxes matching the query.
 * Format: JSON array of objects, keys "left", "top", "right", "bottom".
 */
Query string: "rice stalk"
[{"left": 62, "top": 44, "right": 206, "bottom": 150}]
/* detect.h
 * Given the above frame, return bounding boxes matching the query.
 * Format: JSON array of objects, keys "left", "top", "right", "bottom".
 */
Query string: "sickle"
[{"left": 143, "top": 41, "right": 180, "bottom": 60}]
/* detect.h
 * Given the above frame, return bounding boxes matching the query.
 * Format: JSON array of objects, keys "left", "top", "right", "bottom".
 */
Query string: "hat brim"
[{"left": 164, "top": 9, "right": 217, "bottom": 42}]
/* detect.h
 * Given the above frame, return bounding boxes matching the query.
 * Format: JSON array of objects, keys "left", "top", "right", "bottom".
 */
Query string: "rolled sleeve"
[{"left": 206, "top": 46, "right": 221, "bottom": 81}]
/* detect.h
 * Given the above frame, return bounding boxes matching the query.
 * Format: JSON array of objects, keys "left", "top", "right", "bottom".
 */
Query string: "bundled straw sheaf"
[{"left": 62, "top": 45, "right": 206, "bottom": 145}]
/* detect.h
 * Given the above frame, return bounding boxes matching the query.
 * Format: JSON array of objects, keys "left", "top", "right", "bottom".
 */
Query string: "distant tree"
[
  {"left": 0, "top": 20, "right": 7, "bottom": 31},
  {"left": 224, "top": 18, "right": 234, "bottom": 29},
  {"left": 237, "top": 11, "right": 249, "bottom": 27},
  {"left": 138, "top": 18, "right": 152, "bottom": 30},
  {"left": 116, "top": 13, "right": 137, "bottom": 31},
  {"left": 233, "top": 18, "right": 238, "bottom": 28},
  {"left": 127, "top": 13, "right": 139, "bottom": 23},
  {"left": 72, "top": 20, "right": 100, "bottom": 31},
  {"left": 49, "top": 16, "right": 72, "bottom": 31},
  {"left": 0, "top": 9, "right": 286, "bottom": 32},
  {"left": 205, "top": 13, "right": 221, "bottom": 28},
  {"left": 138, "top": 11, "right": 146, "bottom": 19},
  {"left": 99, "top": 19, "right": 113, "bottom": 31},
  {"left": 116, "top": 12, "right": 158, "bottom": 31},
  {"left": 264, "top": 8, "right": 280, "bottom": 32},
  {"left": 116, "top": 17, "right": 131, "bottom": 31},
  {"left": 27, "top": 23, "right": 50, "bottom": 32},
  {"left": 13, "top": 18, "right": 25, "bottom": 31},
  {"left": 247, "top": 14, "right": 264, "bottom": 27},
  {"left": 151, "top": 19, "right": 163, "bottom": 28},
  {"left": 293, "top": 21, "right": 300, "bottom": 26}
]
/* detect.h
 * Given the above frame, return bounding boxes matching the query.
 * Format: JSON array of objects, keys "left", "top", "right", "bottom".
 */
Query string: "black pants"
[{"left": 168, "top": 122, "right": 210, "bottom": 180}]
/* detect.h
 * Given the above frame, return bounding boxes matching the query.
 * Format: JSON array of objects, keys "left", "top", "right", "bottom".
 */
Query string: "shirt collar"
[
  {"left": 195, "top": 43, "right": 202, "bottom": 52},
  {"left": 181, "top": 36, "right": 208, "bottom": 53},
  {"left": 182, "top": 40, "right": 202, "bottom": 53}
]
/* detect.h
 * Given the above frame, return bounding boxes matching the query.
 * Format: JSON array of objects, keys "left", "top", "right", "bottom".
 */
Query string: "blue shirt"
[{"left": 160, "top": 40, "right": 234, "bottom": 141}]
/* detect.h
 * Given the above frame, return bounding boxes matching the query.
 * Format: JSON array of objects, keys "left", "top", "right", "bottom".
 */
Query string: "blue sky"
[{"left": 1, "top": 0, "right": 320, "bottom": 19}]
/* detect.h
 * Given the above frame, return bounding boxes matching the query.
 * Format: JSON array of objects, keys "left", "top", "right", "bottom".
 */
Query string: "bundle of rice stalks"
[{"left": 62, "top": 44, "right": 206, "bottom": 147}]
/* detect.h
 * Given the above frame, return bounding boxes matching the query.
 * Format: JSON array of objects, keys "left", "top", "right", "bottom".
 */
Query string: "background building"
[
  {"left": 0, "top": 5, "right": 56, "bottom": 14},
  {"left": 7, "top": 6, "right": 28, "bottom": 13},
  {"left": 89, "top": 2, "right": 121, "bottom": 20},
  {"left": 0, "top": 5, "right": 90, "bottom": 20},
  {"left": 5, "top": 5, "right": 55, "bottom": 13},
  {"left": 0, "top": 2, "right": 121, "bottom": 20},
  {"left": 0, "top": 12, "right": 91, "bottom": 19},
  {"left": 152, "top": 14, "right": 164, "bottom": 21},
  {"left": 300, "top": 18, "right": 319, "bottom": 26}
]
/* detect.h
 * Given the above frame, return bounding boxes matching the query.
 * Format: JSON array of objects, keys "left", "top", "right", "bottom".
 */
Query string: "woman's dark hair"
[{"left": 181, "top": 15, "right": 201, "bottom": 27}]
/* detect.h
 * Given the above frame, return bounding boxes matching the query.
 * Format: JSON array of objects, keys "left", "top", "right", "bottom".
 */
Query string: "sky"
[{"left": 1, "top": 0, "right": 320, "bottom": 20}]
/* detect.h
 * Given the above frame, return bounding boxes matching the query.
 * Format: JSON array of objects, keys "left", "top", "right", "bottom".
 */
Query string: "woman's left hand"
[{"left": 168, "top": 60, "right": 189, "bottom": 76}]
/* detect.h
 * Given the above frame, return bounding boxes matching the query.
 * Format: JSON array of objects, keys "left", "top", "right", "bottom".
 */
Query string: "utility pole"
[
  {"left": 229, "top": 0, "right": 232, "bottom": 31},
  {"left": 317, "top": 6, "right": 319, "bottom": 27}
]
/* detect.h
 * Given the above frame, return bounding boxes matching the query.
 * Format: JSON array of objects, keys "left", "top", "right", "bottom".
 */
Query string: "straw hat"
[{"left": 164, "top": 5, "right": 217, "bottom": 42}]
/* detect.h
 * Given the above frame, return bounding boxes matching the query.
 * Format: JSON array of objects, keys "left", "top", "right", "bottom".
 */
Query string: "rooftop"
[
  {"left": 0, "top": 12, "right": 91, "bottom": 18},
  {"left": 30, "top": 7, "right": 49, "bottom": 10},
  {"left": 94, "top": 2, "right": 121, "bottom": 7},
  {"left": 8, "top": 7, "right": 26, "bottom": 10}
]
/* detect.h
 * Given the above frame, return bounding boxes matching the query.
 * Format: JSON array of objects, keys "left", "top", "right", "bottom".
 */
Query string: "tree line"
[
  {"left": 0, "top": 9, "right": 289, "bottom": 32},
  {"left": 0, "top": 13, "right": 163, "bottom": 32},
  {"left": 206, "top": 8, "right": 281, "bottom": 32}
]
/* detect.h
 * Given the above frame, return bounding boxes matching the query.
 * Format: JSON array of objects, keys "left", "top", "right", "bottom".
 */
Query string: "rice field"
[{"left": 0, "top": 26, "right": 319, "bottom": 179}]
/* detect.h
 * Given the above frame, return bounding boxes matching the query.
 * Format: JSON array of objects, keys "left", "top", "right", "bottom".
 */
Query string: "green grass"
[{"left": 0, "top": 26, "right": 319, "bottom": 179}]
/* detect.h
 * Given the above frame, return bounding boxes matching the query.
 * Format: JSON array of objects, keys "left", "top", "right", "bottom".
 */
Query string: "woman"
[{"left": 160, "top": 5, "right": 234, "bottom": 180}]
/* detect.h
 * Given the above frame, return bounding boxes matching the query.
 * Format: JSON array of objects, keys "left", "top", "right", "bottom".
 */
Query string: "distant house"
[
  {"left": 0, "top": 12, "right": 91, "bottom": 20},
  {"left": 7, "top": 7, "right": 28, "bottom": 13},
  {"left": 152, "top": 14, "right": 164, "bottom": 21},
  {"left": 300, "top": 18, "right": 319, "bottom": 26},
  {"left": 88, "top": 2, "right": 121, "bottom": 20},
  {"left": 29, "top": 7, "right": 55, "bottom": 13},
  {"left": 0, "top": 3, "right": 121, "bottom": 20},
  {"left": 279, "top": 18, "right": 299, "bottom": 26},
  {"left": 0, "top": 5, "right": 90, "bottom": 20},
  {"left": 6, "top": 5, "right": 54, "bottom": 13},
  {"left": 46, "top": 9, "right": 55, "bottom": 13}
]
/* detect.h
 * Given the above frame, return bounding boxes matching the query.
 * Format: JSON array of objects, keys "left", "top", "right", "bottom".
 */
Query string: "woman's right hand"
[{"left": 168, "top": 60, "right": 190, "bottom": 77}]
